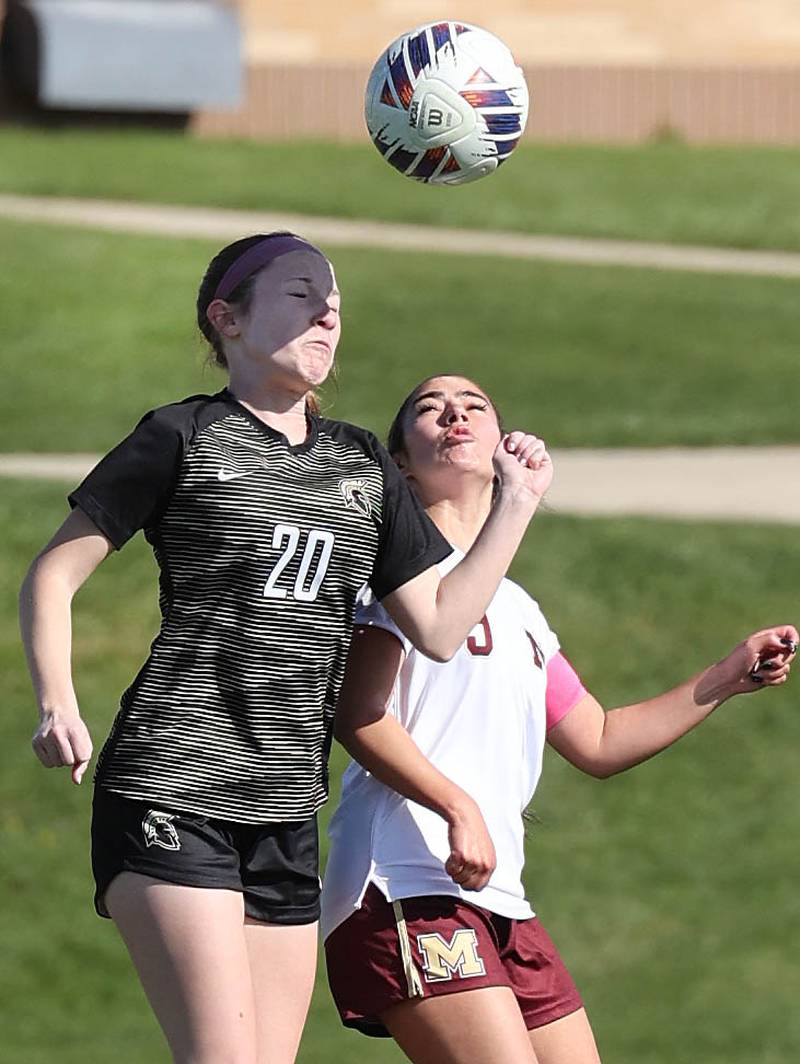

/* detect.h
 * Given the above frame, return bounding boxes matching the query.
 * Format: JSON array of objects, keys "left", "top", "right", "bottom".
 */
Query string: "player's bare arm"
[
  {"left": 548, "top": 625, "right": 798, "bottom": 778},
  {"left": 335, "top": 624, "right": 496, "bottom": 890},
  {"left": 20, "top": 508, "right": 113, "bottom": 784},
  {"left": 383, "top": 431, "right": 553, "bottom": 662}
]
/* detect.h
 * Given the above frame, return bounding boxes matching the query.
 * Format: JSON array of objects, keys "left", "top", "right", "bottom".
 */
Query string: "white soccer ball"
[{"left": 364, "top": 21, "right": 529, "bottom": 186}]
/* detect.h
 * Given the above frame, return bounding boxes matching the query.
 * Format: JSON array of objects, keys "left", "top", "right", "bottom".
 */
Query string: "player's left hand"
[
  {"left": 741, "top": 625, "right": 798, "bottom": 688},
  {"left": 699, "top": 625, "right": 798, "bottom": 702},
  {"left": 444, "top": 796, "right": 496, "bottom": 891}
]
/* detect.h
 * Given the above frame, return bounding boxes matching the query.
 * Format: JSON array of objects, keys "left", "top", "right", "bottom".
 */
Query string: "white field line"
[
  {"left": 2, "top": 194, "right": 800, "bottom": 278},
  {"left": 3, "top": 448, "right": 799, "bottom": 524}
]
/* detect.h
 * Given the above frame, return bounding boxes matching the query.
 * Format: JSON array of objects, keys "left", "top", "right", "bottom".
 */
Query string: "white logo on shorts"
[{"left": 142, "top": 810, "right": 181, "bottom": 851}]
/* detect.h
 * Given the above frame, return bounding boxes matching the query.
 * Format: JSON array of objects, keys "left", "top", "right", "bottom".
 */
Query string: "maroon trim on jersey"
[{"left": 526, "top": 631, "right": 545, "bottom": 668}]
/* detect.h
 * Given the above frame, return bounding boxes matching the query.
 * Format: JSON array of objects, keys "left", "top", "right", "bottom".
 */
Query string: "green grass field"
[
  {"left": 2, "top": 127, "right": 798, "bottom": 1062},
  {"left": 1, "top": 217, "right": 798, "bottom": 452},
  {"left": 2, "top": 128, "right": 800, "bottom": 251},
  {"left": 3, "top": 480, "right": 798, "bottom": 1064}
]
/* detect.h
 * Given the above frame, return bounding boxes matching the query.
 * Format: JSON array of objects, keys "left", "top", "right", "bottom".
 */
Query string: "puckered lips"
[{"left": 441, "top": 426, "right": 475, "bottom": 448}]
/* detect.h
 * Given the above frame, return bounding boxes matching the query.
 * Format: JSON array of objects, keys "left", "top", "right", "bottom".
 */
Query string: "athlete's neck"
[
  {"left": 226, "top": 381, "right": 311, "bottom": 445},
  {"left": 420, "top": 483, "right": 494, "bottom": 552}
]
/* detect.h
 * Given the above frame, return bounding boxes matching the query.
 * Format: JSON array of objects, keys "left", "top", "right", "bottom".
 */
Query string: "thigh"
[
  {"left": 105, "top": 873, "right": 257, "bottom": 1064},
  {"left": 528, "top": 1007, "right": 602, "bottom": 1064},
  {"left": 326, "top": 885, "right": 534, "bottom": 1053},
  {"left": 503, "top": 917, "right": 584, "bottom": 1032},
  {"left": 382, "top": 985, "right": 539, "bottom": 1064},
  {"left": 91, "top": 788, "right": 241, "bottom": 916},
  {"left": 244, "top": 918, "right": 318, "bottom": 1064},
  {"left": 239, "top": 815, "right": 321, "bottom": 925}
]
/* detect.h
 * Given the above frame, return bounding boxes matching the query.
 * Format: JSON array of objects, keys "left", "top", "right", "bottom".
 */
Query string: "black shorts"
[{"left": 91, "top": 787, "right": 320, "bottom": 924}]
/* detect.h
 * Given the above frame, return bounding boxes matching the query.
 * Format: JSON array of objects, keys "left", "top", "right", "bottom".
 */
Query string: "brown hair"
[{"left": 196, "top": 232, "right": 324, "bottom": 416}]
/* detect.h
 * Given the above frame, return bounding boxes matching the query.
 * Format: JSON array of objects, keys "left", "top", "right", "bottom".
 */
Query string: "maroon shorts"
[{"left": 325, "top": 884, "right": 583, "bottom": 1037}]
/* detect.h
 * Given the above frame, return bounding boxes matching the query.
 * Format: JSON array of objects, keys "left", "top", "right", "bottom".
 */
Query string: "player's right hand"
[
  {"left": 493, "top": 431, "right": 553, "bottom": 504},
  {"left": 32, "top": 711, "right": 93, "bottom": 785},
  {"left": 444, "top": 797, "right": 497, "bottom": 892}
]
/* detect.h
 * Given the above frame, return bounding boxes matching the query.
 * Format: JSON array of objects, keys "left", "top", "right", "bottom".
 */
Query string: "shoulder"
[
  {"left": 125, "top": 392, "right": 238, "bottom": 458},
  {"left": 499, "top": 578, "right": 561, "bottom": 662},
  {"left": 501, "top": 576, "right": 547, "bottom": 622},
  {"left": 141, "top": 391, "right": 233, "bottom": 437},
  {"left": 317, "top": 417, "right": 385, "bottom": 457}
]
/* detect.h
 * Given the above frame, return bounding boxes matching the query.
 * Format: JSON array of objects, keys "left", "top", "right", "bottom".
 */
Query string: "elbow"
[
  {"left": 333, "top": 721, "right": 360, "bottom": 761},
  {"left": 586, "top": 763, "right": 614, "bottom": 780},
  {"left": 333, "top": 702, "right": 387, "bottom": 752},
  {"left": 585, "top": 759, "right": 625, "bottom": 780},
  {"left": 423, "top": 646, "right": 456, "bottom": 664},
  {"left": 571, "top": 754, "right": 617, "bottom": 780},
  {"left": 333, "top": 714, "right": 353, "bottom": 749},
  {"left": 19, "top": 558, "right": 42, "bottom": 610},
  {"left": 409, "top": 634, "right": 459, "bottom": 663},
  {"left": 20, "top": 555, "right": 68, "bottom": 607},
  {"left": 19, "top": 568, "right": 32, "bottom": 608}
]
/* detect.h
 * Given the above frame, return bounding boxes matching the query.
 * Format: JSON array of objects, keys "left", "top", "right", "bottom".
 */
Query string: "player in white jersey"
[
  {"left": 322, "top": 373, "right": 797, "bottom": 1064},
  {"left": 19, "top": 239, "right": 554, "bottom": 1064}
]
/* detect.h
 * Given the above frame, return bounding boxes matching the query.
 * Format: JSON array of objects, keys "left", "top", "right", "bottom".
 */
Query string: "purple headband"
[{"left": 213, "top": 234, "right": 326, "bottom": 301}]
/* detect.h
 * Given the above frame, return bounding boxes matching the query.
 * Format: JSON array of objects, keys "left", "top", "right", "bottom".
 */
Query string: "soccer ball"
[{"left": 364, "top": 21, "right": 529, "bottom": 186}]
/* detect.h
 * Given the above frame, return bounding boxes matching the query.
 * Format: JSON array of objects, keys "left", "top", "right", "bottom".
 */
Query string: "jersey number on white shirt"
[
  {"left": 526, "top": 631, "right": 545, "bottom": 668},
  {"left": 263, "top": 523, "right": 335, "bottom": 602},
  {"left": 467, "top": 618, "right": 546, "bottom": 670},
  {"left": 467, "top": 615, "right": 493, "bottom": 656}
]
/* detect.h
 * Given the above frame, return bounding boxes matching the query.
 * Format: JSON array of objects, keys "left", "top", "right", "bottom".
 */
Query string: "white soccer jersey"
[{"left": 321, "top": 551, "right": 566, "bottom": 940}]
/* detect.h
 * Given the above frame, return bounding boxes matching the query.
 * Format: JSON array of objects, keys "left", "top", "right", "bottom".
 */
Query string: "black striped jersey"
[{"left": 69, "top": 389, "right": 450, "bottom": 823}]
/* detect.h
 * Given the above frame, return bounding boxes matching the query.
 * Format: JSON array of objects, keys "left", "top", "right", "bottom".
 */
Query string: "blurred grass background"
[
  {"left": 1, "top": 131, "right": 799, "bottom": 1063},
  {"left": 3, "top": 484, "right": 798, "bottom": 1063},
  {"left": 2, "top": 129, "right": 800, "bottom": 250},
  {"left": 1, "top": 216, "right": 797, "bottom": 451}
]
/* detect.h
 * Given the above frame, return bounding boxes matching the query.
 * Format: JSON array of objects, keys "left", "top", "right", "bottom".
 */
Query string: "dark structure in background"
[
  {"left": 0, "top": 0, "right": 242, "bottom": 123},
  {"left": 0, "top": 0, "right": 797, "bottom": 143}
]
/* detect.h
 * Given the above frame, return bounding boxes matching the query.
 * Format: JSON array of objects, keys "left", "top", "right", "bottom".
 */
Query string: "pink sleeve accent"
[{"left": 545, "top": 651, "right": 587, "bottom": 731}]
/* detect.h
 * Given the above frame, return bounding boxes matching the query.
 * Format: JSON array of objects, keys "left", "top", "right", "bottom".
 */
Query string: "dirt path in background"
[
  {"left": 3, "top": 448, "right": 798, "bottom": 524},
  {"left": 2, "top": 194, "right": 797, "bottom": 523},
  {"left": 2, "top": 193, "right": 800, "bottom": 277}
]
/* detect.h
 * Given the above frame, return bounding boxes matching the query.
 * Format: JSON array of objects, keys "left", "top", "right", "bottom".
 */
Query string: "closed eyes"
[{"left": 415, "top": 402, "right": 488, "bottom": 415}]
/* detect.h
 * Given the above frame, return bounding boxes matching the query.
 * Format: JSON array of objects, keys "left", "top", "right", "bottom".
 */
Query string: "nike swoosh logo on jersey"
[{"left": 217, "top": 468, "right": 260, "bottom": 482}]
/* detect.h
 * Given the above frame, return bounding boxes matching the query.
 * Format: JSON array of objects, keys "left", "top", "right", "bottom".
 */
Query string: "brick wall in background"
[
  {"left": 193, "top": 63, "right": 800, "bottom": 145},
  {"left": 0, "top": 1, "right": 797, "bottom": 143},
  {"left": 232, "top": 1, "right": 800, "bottom": 68}
]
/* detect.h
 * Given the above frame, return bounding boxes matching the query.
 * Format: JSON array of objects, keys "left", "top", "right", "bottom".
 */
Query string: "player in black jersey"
[{"left": 20, "top": 232, "right": 555, "bottom": 1063}]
